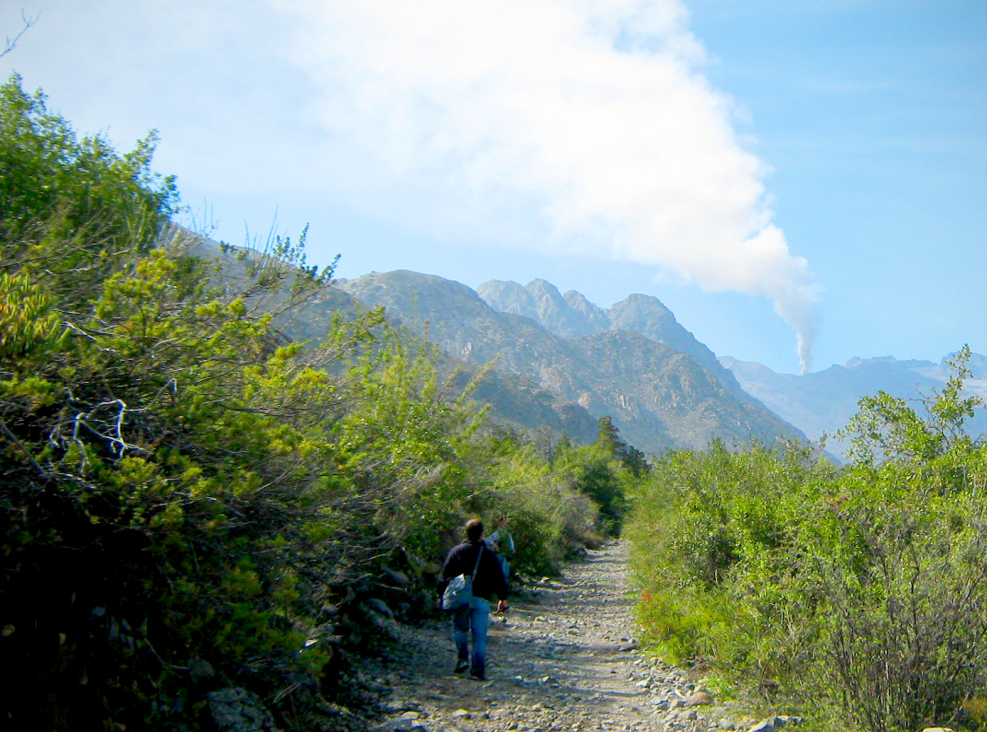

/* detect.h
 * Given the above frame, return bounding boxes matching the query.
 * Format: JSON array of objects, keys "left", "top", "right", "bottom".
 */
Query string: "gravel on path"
[{"left": 361, "top": 541, "right": 775, "bottom": 732}]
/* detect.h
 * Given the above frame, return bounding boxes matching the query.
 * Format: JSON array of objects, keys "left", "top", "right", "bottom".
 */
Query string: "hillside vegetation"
[
  {"left": 0, "top": 74, "right": 640, "bottom": 731},
  {"left": 628, "top": 349, "right": 987, "bottom": 731}
]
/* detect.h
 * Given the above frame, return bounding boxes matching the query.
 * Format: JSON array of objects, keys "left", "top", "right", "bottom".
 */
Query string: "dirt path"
[{"left": 358, "top": 541, "right": 768, "bottom": 732}]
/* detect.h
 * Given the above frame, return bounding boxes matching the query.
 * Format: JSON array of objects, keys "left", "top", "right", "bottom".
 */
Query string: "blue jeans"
[{"left": 453, "top": 597, "right": 490, "bottom": 677}]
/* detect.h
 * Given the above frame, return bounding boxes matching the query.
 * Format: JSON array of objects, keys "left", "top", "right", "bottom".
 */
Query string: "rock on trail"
[{"left": 361, "top": 541, "right": 769, "bottom": 732}]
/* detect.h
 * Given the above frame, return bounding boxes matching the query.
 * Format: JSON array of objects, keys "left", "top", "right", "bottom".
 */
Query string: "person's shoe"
[
  {"left": 469, "top": 667, "right": 486, "bottom": 681},
  {"left": 454, "top": 659, "right": 469, "bottom": 674}
]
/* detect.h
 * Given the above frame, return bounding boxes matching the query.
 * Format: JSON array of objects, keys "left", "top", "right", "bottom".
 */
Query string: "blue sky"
[{"left": 3, "top": 1, "right": 984, "bottom": 375}]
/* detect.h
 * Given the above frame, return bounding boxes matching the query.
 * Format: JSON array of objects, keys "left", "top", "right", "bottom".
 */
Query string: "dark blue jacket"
[{"left": 439, "top": 540, "right": 508, "bottom": 601}]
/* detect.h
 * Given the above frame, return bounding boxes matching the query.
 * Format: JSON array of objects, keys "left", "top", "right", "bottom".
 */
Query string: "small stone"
[
  {"left": 382, "top": 566, "right": 411, "bottom": 586},
  {"left": 391, "top": 720, "right": 426, "bottom": 732},
  {"left": 384, "top": 700, "right": 422, "bottom": 714},
  {"left": 685, "top": 691, "right": 714, "bottom": 706},
  {"left": 207, "top": 687, "right": 277, "bottom": 732},
  {"left": 749, "top": 718, "right": 783, "bottom": 732},
  {"left": 451, "top": 709, "right": 471, "bottom": 719}
]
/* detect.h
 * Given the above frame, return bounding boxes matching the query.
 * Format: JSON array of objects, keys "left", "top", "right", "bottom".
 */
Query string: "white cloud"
[{"left": 275, "top": 0, "right": 822, "bottom": 372}]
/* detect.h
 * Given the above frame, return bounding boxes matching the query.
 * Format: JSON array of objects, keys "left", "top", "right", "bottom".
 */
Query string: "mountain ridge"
[
  {"left": 185, "top": 244, "right": 602, "bottom": 445},
  {"left": 478, "top": 278, "right": 748, "bottom": 399},
  {"left": 337, "top": 270, "right": 805, "bottom": 454}
]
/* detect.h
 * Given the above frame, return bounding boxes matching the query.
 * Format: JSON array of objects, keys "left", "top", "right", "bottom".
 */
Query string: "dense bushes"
[
  {"left": 0, "top": 72, "right": 416, "bottom": 728},
  {"left": 628, "top": 350, "right": 987, "bottom": 731},
  {"left": 477, "top": 437, "right": 601, "bottom": 575},
  {"left": 0, "top": 73, "right": 632, "bottom": 731},
  {"left": 627, "top": 439, "right": 832, "bottom": 673}
]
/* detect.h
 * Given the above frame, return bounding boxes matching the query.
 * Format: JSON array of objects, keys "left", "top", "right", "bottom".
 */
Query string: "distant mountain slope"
[
  {"left": 338, "top": 270, "right": 805, "bottom": 453},
  {"left": 571, "top": 330, "right": 800, "bottom": 453},
  {"left": 721, "top": 353, "right": 987, "bottom": 458},
  {"left": 181, "top": 237, "right": 599, "bottom": 444}
]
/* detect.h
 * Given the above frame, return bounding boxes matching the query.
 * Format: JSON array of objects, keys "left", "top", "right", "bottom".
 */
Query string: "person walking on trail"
[{"left": 439, "top": 518, "right": 509, "bottom": 681}]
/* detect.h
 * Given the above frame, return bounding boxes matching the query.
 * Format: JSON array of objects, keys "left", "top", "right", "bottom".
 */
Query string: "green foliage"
[
  {"left": 0, "top": 270, "right": 64, "bottom": 358},
  {"left": 0, "top": 73, "right": 177, "bottom": 306},
  {"left": 546, "top": 415, "right": 644, "bottom": 536},
  {"left": 627, "top": 439, "right": 830, "bottom": 677},
  {"left": 0, "top": 75, "right": 618, "bottom": 731},
  {"left": 594, "top": 415, "right": 650, "bottom": 478},
  {"left": 629, "top": 349, "right": 987, "bottom": 731},
  {"left": 334, "top": 331, "right": 487, "bottom": 564},
  {"left": 479, "top": 441, "right": 601, "bottom": 575},
  {"left": 0, "top": 73, "right": 365, "bottom": 730}
]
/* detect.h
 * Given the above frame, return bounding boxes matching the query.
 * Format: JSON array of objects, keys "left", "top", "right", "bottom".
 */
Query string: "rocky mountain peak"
[
  {"left": 481, "top": 281, "right": 748, "bottom": 399},
  {"left": 606, "top": 294, "right": 679, "bottom": 343},
  {"left": 475, "top": 279, "right": 538, "bottom": 321},
  {"left": 479, "top": 278, "right": 604, "bottom": 338}
]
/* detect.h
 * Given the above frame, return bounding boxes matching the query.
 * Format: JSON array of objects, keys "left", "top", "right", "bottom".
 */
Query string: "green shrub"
[{"left": 628, "top": 350, "right": 987, "bottom": 731}]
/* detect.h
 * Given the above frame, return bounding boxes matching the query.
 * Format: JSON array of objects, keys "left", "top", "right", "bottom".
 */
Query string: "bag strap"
[{"left": 469, "top": 545, "right": 484, "bottom": 580}]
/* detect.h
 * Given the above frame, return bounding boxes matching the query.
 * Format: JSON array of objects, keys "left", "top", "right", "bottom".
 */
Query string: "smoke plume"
[{"left": 278, "top": 0, "right": 822, "bottom": 372}]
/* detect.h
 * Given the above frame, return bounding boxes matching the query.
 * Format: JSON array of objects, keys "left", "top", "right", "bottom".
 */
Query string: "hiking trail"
[{"left": 355, "top": 541, "right": 775, "bottom": 732}]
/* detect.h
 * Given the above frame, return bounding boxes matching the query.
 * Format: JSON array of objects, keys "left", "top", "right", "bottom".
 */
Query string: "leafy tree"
[
  {"left": 841, "top": 345, "right": 982, "bottom": 466},
  {"left": 594, "top": 415, "right": 626, "bottom": 456},
  {"left": 0, "top": 74, "right": 177, "bottom": 308},
  {"left": 477, "top": 439, "right": 601, "bottom": 574},
  {"left": 593, "top": 415, "right": 650, "bottom": 477}
]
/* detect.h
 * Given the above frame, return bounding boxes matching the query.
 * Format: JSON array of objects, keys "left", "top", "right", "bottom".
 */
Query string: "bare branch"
[{"left": 1, "top": 10, "right": 40, "bottom": 59}]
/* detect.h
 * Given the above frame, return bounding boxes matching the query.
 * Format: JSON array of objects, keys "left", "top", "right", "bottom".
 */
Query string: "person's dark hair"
[{"left": 465, "top": 518, "right": 484, "bottom": 542}]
